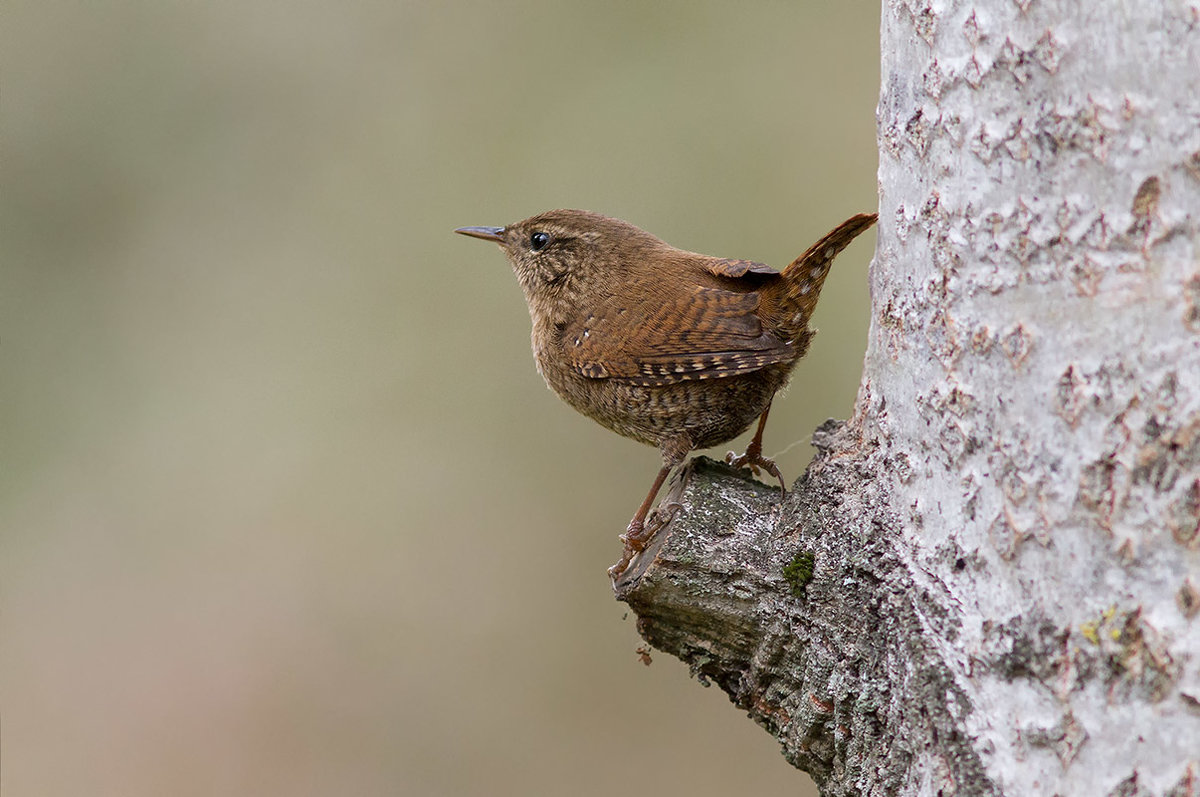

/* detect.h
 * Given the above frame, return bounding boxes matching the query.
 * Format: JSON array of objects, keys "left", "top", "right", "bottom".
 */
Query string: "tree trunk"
[{"left": 614, "top": 1, "right": 1200, "bottom": 794}]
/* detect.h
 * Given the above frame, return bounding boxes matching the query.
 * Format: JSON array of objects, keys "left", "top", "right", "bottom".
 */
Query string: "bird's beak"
[{"left": 454, "top": 226, "right": 506, "bottom": 243}]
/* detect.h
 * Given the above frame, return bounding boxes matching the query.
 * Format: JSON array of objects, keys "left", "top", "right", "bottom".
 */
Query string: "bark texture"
[{"left": 615, "top": 1, "right": 1200, "bottom": 794}]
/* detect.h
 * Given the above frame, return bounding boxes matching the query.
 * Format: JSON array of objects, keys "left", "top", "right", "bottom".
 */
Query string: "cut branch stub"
[{"left": 613, "top": 445, "right": 997, "bottom": 797}]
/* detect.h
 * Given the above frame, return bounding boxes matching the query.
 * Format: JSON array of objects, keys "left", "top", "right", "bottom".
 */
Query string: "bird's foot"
[
  {"left": 608, "top": 501, "right": 683, "bottom": 580},
  {"left": 726, "top": 448, "right": 787, "bottom": 496}
]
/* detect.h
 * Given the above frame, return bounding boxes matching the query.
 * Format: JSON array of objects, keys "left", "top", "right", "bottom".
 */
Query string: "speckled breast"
[{"left": 536, "top": 352, "right": 793, "bottom": 452}]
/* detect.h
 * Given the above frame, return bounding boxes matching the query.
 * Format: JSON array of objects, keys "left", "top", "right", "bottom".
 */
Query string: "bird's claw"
[
  {"left": 725, "top": 450, "right": 761, "bottom": 475},
  {"left": 609, "top": 501, "right": 684, "bottom": 579},
  {"left": 726, "top": 448, "right": 787, "bottom": 495}
]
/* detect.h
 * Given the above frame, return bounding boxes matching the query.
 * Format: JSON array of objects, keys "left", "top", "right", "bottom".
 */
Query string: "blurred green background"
[{"left": 2, "top": 2, "right": 878, "bottom": 795}]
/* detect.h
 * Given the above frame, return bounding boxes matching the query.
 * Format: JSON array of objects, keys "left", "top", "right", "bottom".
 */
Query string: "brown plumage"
[{"left": 456, "top": 209, "right": 877, "bottom": 577}]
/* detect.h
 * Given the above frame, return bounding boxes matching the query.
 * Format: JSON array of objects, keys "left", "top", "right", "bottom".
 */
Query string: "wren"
[{"left": 456, "top": 209, "right": 877, "bottom": 578}]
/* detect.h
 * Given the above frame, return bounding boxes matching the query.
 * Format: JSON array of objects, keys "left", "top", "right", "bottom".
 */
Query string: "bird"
[{"left": 456, "top": 209, "right": 877, "bottom": 578}]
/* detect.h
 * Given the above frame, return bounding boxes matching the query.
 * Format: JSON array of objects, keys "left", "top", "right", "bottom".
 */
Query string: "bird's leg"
[
  {"left": 609, "top": 436, "right": 693, "bottom": 580},
  {"left": 726, "top": 400, "right": 787, "bottom": 495},
  {"left": 608, "top": 463, "right": 673, "bottom": 579}
]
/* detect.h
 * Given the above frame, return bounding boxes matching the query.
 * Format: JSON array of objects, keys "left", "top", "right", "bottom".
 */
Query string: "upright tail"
[{"left": 777, "top": 212, "right": 877, "bottom": 339}]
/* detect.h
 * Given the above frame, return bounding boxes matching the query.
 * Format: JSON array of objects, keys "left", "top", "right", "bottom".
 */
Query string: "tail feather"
[{"left": 778, "top": 212, "right": 877, "bottom": 337}]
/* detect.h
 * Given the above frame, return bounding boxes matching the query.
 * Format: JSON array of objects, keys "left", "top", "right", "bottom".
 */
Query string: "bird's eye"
[{"left": 530, "top": 232, "right": 551, "bottom": 252}]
